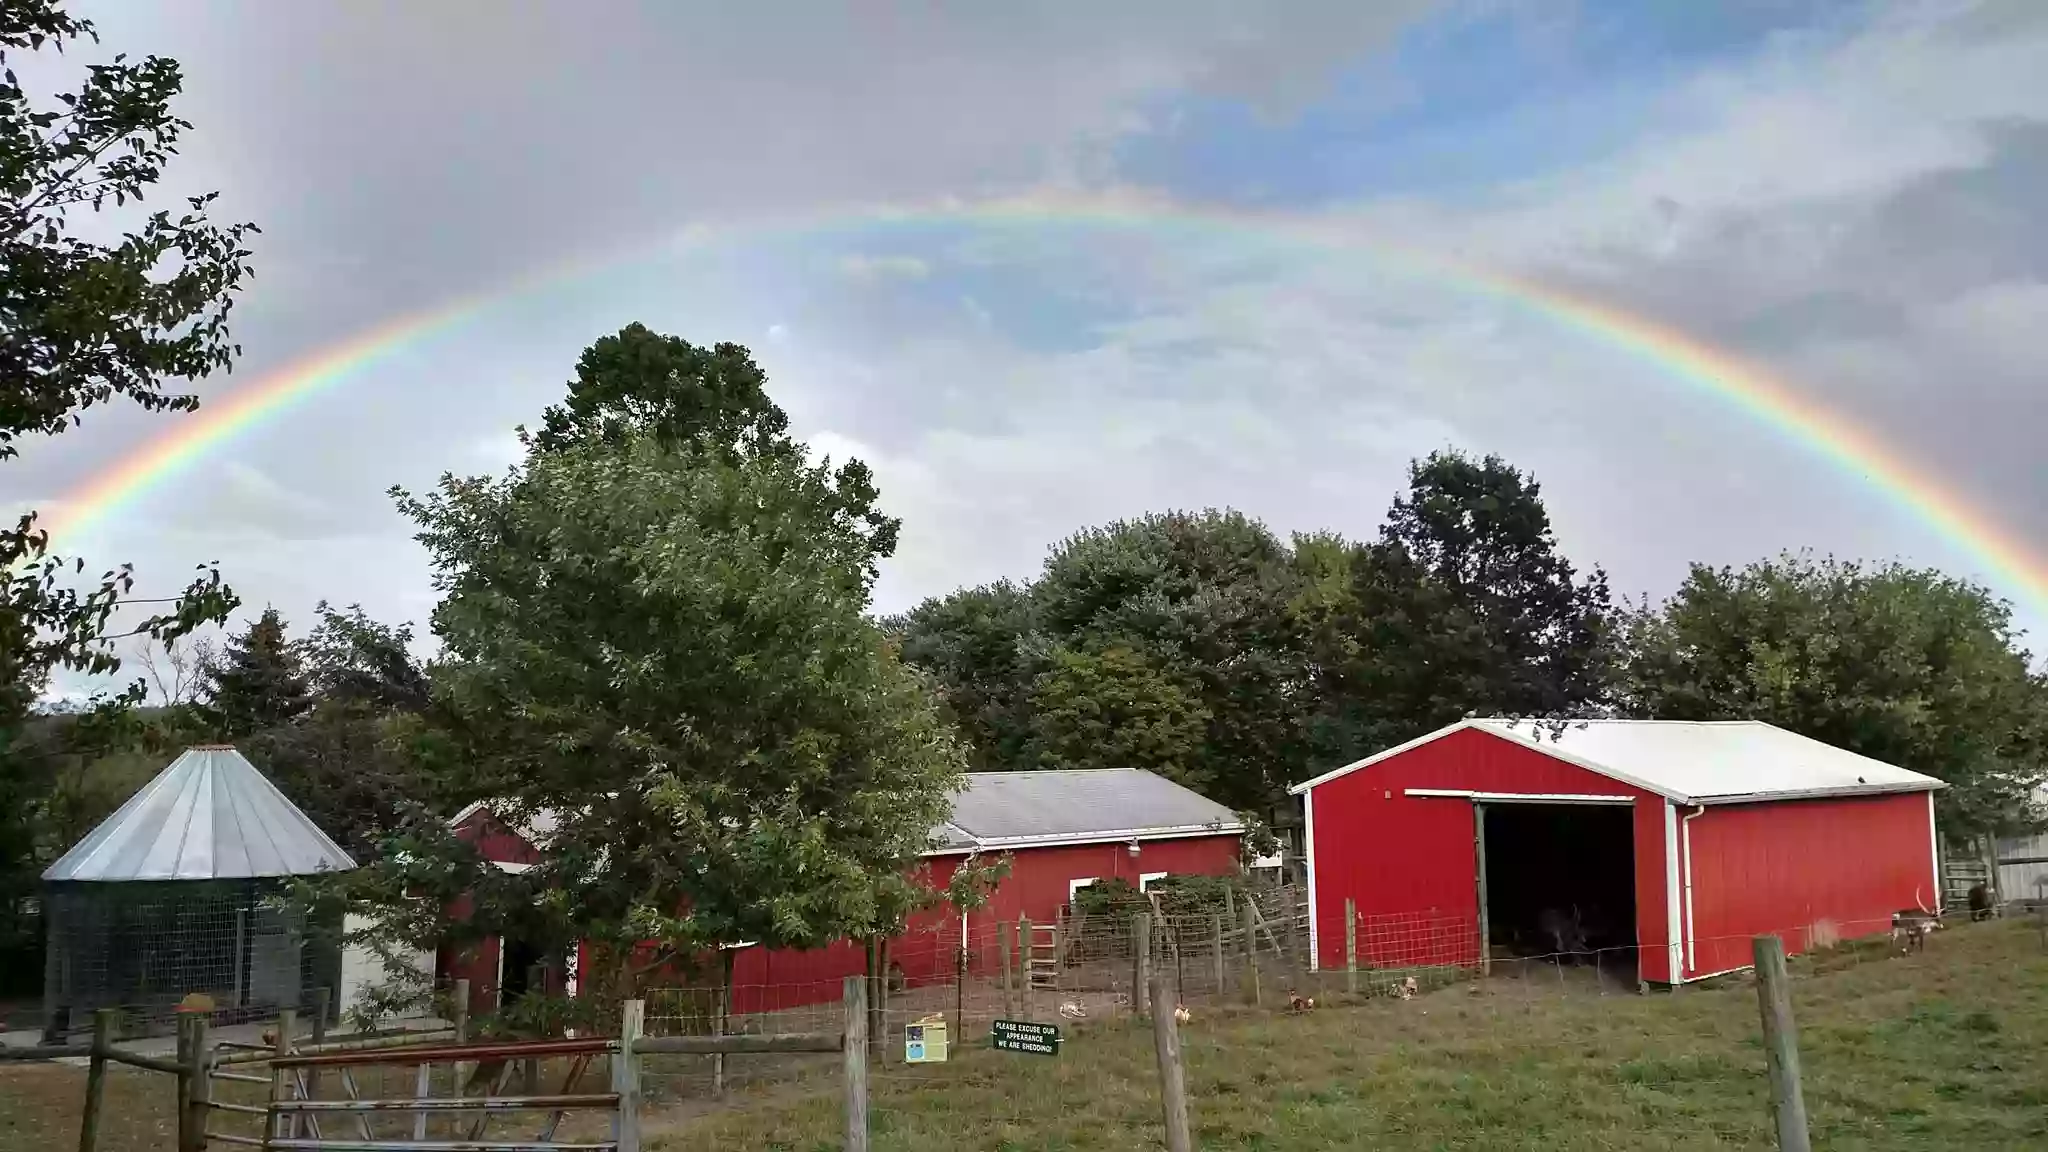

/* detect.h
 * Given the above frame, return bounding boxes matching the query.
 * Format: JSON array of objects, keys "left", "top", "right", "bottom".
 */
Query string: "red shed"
[
  {"left": 1291, "top": 719, "right": 1945, "bottom": 985},
  {"left": 446, "top": 768, "right": 1243, "bottom": 1015}
]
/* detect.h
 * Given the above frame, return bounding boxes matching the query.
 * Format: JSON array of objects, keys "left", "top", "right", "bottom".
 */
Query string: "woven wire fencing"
[{"left": 38, "top": 880, "right": 342, "bottom": 1040}]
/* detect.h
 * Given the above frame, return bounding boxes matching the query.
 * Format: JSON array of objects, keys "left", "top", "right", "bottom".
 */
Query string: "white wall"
[{"left": 337, "top": 912, "right": 435, "bottom": 1027}]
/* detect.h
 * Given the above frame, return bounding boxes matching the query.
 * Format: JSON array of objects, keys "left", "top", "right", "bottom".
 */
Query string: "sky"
[{"left": 11, "top": 0, "right": 2048, "bottom": 696}]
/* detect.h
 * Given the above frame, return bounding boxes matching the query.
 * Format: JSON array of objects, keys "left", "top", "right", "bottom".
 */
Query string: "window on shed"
[{"left": 1139, "top": 872, "right": 1168, "bottom": 891}]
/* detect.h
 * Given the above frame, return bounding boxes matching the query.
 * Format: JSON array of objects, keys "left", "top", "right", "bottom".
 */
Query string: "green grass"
[{"left": 650, "top": 919, "right": 2048, "bottom": 1150}]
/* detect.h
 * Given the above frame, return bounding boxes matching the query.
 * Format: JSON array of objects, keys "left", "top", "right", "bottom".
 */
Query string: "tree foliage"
[
  {"left": 329, "top": 325, "right": 967, "bottom": 1013},
  {"left": 0, "top": 0, "right": 250, "bottom": 718},
  {"left": 0, "top": 0, "right": 247, "bottom": 972},
  {"left": 1621, "top": 554, "right": 2048, "bottom": 838},
  {"left": 1031, "top": 644, "right": 1212, "bottom": 788},
  {"left": 895, "top": 457, "right": 1614, "bottom": 817},
  {"left": 200, "top": 608, "right": 311, "bottom": 739}
]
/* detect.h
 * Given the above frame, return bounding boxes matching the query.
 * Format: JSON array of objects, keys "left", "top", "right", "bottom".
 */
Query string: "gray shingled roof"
[
  {"left": 44, "top": 746, "right": 357, "bottom": 882},
  {"left": 938, "top": 769, "right": 1242, "bottom": 849}
]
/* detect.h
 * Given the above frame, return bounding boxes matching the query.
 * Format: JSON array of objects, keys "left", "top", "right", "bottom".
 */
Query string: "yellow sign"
[{"left": 905, "top": 1013, "right": 948, "bottom": 1063}]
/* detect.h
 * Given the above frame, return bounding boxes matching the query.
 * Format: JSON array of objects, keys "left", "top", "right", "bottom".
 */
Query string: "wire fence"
[
  {"left": 618, "top": 896, "right": 2048, "bottom": 1151},
  {"left": 33, "top": 883, "right": 344, "bottom": 1043}
]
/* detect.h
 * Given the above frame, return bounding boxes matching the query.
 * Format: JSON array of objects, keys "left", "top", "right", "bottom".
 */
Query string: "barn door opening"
[{"left": 1479, "top": 802, "right": 1636, "bottom": 985}]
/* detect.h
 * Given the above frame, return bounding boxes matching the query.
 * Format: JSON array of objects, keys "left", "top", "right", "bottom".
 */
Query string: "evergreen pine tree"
[{"left": 202, "top": 608, "right": 312, "bottom": 739}]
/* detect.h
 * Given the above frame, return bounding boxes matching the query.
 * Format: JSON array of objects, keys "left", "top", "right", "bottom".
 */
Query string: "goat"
[
  {"left": 1967, "top": 882, "right": 1996, "bottom": 922},
  {"left": 1536, "top": 905, "right": 1590, "bottom": 963},
  {"left": 1891, "top": 887, "right": 1942, "bottom": 953}
]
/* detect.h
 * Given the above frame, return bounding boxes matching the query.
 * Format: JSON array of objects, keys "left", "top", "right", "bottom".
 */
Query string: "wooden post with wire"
[
  {"left": 268, "top": 1008, "right": 295, "bottom": 1144},
  {"left": 76, "top": 1008, "right": 114, "bottom": 1152},
  {"left": 843, "top": 975, "right": 869, "bottom": 1152},
  {"left": 999, "top": 920, "right": 1016, "bottom": 1018},
  {"left": 1752, "top": 935, "right": 1812, "bottom": 1152},
  {"left": 1148, "top": 974, "right": 1193, "bottom": 1152},
  {"left": 1133, "top": 913, "right": 1152, "bottom": 1017},
  {"left": 307, "top": 988, "right": 328, "bottom": 1115},
  {"left": 1240, "top": 901, "right": 1261, "bottom": 1007},
  {"left": 180, "top": 1015, "right": 211, "bottom": 1152},
  {"left": 1344, "top": 898, "right": 1358, "bottom": 995},
  {"left": 1210, "top": 914, "right": 1226, "bottom": 1001},
  {"left": 613, "top": 998, "right": 644, "bottom": 1152},
  {"left": 954, "top": 944, "right": 968, "bottom": 1042}
]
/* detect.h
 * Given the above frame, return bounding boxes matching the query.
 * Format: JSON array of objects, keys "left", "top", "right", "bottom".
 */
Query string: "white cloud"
[{"left": 836, "top": 254, "right": 932, "bottom": 282}]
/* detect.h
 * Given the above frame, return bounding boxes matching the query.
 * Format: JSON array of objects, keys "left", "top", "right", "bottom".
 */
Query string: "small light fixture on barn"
[{"left": 1126, "top": 839, "right": 1141, "bottom": 858}]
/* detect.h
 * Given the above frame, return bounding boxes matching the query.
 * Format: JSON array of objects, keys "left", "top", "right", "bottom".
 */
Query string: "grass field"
[
  {"left": 2, "top": 919, "right": 2041, "bottom": 1151},
  {"left": 655, "top": 918, "right": 2048, "bottom": 1151}
]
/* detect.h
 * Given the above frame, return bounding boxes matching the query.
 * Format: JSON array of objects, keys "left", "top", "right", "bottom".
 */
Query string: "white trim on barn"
[
  {"left": 1926, "top": 792, "right": 1943, "bottom": 913},
  {"left": 1403, "top": 789, "right": 1634, "bottom": 805},
  {"left": 1291, "top": 719, "right": 1945, "bottom": 807},
  {"left": 1681, "top": 805, "right": 1706, "bottom": 974},
  {"left": 1663, "top": 802, "right": 1682, "bottom": 984},
  {"left": 1138, "top": 872, "right": 1169, "bottom": 891},
  {"left": 1068, "top": 877, "right": 1097, "bottom": 903},
  {"left": 1304, "top": 787, "right": 1319, "bottom": 973}
]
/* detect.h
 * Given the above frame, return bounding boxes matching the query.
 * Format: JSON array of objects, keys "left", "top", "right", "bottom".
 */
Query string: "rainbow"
[{"left": 36, "top": 190, "right": 2048, "bottom": 616}]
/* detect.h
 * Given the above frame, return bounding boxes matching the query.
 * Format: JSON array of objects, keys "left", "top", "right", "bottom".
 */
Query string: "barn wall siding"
[
  {"left": 1304, "top": 727, "right": 1670, "bottom": 978},
  {"left": 448, "top": 812, "right": 1239, "bottom": 1015},
  {"left": 1683, "top": 791, "right": 1936, "bottom": 978},
  {"left": 729, "top": 834, "right": 1243, "bottom": 1014}
]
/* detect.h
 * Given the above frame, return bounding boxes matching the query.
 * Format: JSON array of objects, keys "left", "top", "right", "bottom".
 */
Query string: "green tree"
[
  {"left": 1303, "top": 451, "right": 1615, "bottom": 759},
  {"left": 1620, "top": 553, "right": 2048, "bottom": 838},
  {"left": 1024, "top": 510, "right": 1313, "bottom": 813},
  {"left": 201, "top": 608, "right": 311, "bottom": 739},
  {"left": 888, "top": 581, "right": 1045, "bottom": 772},
  {"left": 228, "top": 604, "right": 440, "bottom": 857},
  {"left": 0, "top": 0, "right": 248, "bottom": 965},
  {"left": 329, "top": 328, "right": 965, "bottom": 1017},
  {"left": 1031, "top": 644, "right": 1212, "bottom": 788}
]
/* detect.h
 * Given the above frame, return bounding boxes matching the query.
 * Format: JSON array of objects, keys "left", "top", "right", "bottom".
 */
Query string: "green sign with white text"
[{"left": 991, "top": 1019, "right": 1061, "bottom": 1055}]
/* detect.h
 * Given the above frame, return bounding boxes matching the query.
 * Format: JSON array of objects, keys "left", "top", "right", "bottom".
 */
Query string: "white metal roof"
[
  {"left": 936, "top": 769, "right": 1244, "bottom": 852},
  {"left": 454, "top": 769, "right": 1243, "bottom": 858},
  {"left": 44, "top": 746, "right": 357, "bottom": 882},
  {"left": 1289, "top": 718, "right": 1947, "bottom": 806}
]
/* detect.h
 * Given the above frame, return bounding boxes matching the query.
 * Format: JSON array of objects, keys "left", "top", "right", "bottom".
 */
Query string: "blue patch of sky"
[
  {"left": 743, "top": 220, "right": 1180, "bottom": 356},
  {"left": 1116, "top": 0, "right": 1871, "bottom": 206}
]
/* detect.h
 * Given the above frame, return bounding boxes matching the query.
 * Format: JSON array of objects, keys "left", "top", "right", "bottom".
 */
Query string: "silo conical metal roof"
[{"left": 43, "top": 745, "right": 358, "bottom": 882}]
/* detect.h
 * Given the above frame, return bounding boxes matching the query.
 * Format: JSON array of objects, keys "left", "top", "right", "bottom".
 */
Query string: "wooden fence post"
[
  {"left": 1241, "top": 901, "right": 1261, "bottom": 1007},
  {"left": 1210, "top": 914, "right": 1226, "bottom": 1001},
  {"left": 954, "top": 945, "right": 968, "bottom": 1042},
  {"left": 76, "top": 1008, "right": 114, "bottom": 1152},
  {"left": 843, "top": 975, "right": 869, "bottom": 1152},
  {"left": 180, "top": 1015, "right": 211, "bottom": 1152},
  {"left": 1133, "top": 913, "right": 1152, "bottom": 1016},
  {"left": 999, "top": 920, "right": 1016, "bottom": 1019},
  {"left": 1019, "top": 914, "right": 1034, "bottom": 1017},
  {"left": 307, "top": 990, "right": 327, "bottom": 1118},
  {"left": 269, "top": 1008, "right": 295, "bottom": 1143},
  {"left": 451, "top": 977, "right": 471, "bottom": 1097},
  {"left": 1148, "top": 974, "right": 1193, "bottom": 1152},
  {"left": 1344, "top": 898, "right": 1358, "bottom": 995},
  {"left": 1752, "top": 936, "right": 1812, "bottom": 1152},
  {"left": 173, "top": 1016, "right": 192, "bottom": 1152},
  {"left": 613, "top": 998, "right": 644, "bottom": 1152}
]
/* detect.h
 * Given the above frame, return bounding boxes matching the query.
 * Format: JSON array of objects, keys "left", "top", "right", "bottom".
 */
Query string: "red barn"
[
  {"left": 1291, "top": 719, "right": 1945, "bottom": 985},
  {"left": 447, "top": 768, "right": 1243, "bottom": 1015}
]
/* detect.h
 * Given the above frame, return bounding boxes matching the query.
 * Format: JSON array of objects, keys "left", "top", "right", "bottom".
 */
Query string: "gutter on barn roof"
[{"left": 921, "top": 821, "right": 1247, "bottom": 856}]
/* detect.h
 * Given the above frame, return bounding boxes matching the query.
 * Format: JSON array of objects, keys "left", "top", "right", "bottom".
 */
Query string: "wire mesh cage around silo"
[{"left": 40, "top": 878, "right": 341, "bottom": 1039}]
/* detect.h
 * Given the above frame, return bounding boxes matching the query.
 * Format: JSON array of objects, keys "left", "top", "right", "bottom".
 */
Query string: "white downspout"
[{"left": 1681, "top": 805, "right": 1706, "bottom": 975}]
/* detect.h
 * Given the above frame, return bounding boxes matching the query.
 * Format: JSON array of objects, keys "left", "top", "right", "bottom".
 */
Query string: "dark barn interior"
[{"left": 1482, "top": 802, "right": 1637, "bottom": 969}]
